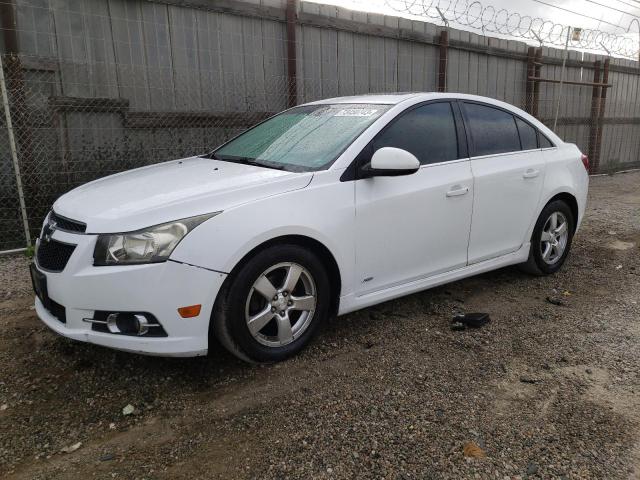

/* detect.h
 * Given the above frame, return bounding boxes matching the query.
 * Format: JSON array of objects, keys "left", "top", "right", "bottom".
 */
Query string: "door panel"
[
  {"left": 468, "top": 150, "right": 545, "bottom": 263},
  {"left": 355, "top": 161, "right": 473, "bottom": 295}
]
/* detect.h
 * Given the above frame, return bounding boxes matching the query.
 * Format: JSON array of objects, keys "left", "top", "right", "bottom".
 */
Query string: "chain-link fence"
[
  {"left": 1, "top": 0, "right": 639, "bottom": 252},
  {"left": 0, "top": 63, "right": 295, "bottom": 251}
]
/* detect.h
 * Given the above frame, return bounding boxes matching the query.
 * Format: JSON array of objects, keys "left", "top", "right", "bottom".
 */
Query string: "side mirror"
[{"left": 361, "top": 147, "right": 420, "bottom": 178}]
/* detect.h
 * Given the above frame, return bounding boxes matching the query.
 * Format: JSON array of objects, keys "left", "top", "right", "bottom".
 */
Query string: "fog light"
[{"left": 106, "top": 313, "right": 158, "bottom": 336}]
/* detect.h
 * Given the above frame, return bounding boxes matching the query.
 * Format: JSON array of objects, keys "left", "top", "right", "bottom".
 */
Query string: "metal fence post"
[
  {"left": 438, "top": 30, "right": 448, "bottom": 93},
  {"left": 525, "top": 47, "right": 535, "bottom": 114},
  {"left": 285, "top": 0, "right": 299, "bottom": 108},
  {"left": 532, "top": 47, "right": 542, "bottom": 118},
  {"left": 587, "top": 60, "right": 601, "bottom": 172},
  {"left": 0, "top": 55, "right": 32, "bottom": 248},
  {"left": 593, "top": 57, "right": 610, "bottom": 173}
]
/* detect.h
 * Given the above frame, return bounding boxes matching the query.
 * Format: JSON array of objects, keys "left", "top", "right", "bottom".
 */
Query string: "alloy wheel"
[
  {"left": 244, "top": 262, "right": 317, "bottom": 347},
  {"left": 540, "top": 211, "right": 569, "bottom": 265}
]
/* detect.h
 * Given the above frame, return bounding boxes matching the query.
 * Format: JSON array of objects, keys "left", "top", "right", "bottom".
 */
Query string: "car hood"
[{"left": 53, "top": 157, "right": 313, "bottom": 233}]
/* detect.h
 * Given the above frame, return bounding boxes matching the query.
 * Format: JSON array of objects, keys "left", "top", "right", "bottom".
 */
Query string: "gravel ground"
[{"left": 1, "top": 171, "right": 639, "bottom": 480}]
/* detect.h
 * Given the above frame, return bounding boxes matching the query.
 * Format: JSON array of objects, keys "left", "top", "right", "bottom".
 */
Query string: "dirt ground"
[{"left": 0, "top": 171, "right": 639, "bottom": 480}]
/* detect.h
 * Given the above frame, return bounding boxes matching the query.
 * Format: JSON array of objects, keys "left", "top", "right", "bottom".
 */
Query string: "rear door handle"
[
  {"left": 446, "top": 185, "right": 469, "bottom": 197},
  {"left": 523, "top": 168, "right": 540, "bottom": 179}
]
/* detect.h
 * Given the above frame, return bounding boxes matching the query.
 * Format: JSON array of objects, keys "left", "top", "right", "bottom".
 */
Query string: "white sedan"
[{"left": 31, "top": 93, "right": 589, "bottom": 362}]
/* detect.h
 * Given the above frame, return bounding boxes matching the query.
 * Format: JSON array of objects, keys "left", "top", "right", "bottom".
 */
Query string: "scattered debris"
[
  {"left": 545, "top": 296, "right": 564, "bottom": 306},
  {"left": 450, "top": 320, "right": 466, "bottom": 331},
  {"left": 615, "top": 264, "right": 623, "bottom": 270},
  {"left": 122, "top": 404, "right": 135, "bottom": 416},
  {"left": 450, "top": 313, "right": 490, "bottom": 330},
  {"left": 60, "top": 442, "right": 82, "bottom": 454},
  {"left": 462, "top": 441, "right": 486, "bottom": 458}
]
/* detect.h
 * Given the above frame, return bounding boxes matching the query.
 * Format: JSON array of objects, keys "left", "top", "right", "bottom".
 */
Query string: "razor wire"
[{"left": 384, "top": 0, "right": 640, "bottom": 59}]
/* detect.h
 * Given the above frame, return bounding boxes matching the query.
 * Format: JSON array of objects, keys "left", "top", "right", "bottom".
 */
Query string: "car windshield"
[{"left": 211, "top": 103, "right": 390, "bottom": 172}]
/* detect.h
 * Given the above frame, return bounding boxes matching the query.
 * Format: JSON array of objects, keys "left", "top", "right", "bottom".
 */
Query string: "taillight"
[{"left": 581, "top": 153, "right": 590, "bottom": 172}]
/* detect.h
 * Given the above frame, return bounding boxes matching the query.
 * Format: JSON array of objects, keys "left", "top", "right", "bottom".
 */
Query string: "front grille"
[
  {"left": 50, "top": 211, "right": 86, "bottom": 233},
  {"left": 36, "top": 239, "right": 76, "bottom": 272}
]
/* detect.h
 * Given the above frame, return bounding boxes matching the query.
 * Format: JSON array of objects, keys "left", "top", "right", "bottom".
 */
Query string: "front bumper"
[{"left": 33, "top": 229, "right": 226, "bottom": 357}]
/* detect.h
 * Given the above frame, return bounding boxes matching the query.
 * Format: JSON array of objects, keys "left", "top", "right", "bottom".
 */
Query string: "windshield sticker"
[{"left": 334, "top": 108, "right": 379, "bottom": 117}]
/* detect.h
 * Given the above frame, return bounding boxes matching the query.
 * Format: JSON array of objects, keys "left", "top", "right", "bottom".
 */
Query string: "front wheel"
[
  {"left": 520, "top": 200, "right": 575, "bottom": 275},
  {"left": 212, "top": 244, "right": 330, "bottom": 363}
]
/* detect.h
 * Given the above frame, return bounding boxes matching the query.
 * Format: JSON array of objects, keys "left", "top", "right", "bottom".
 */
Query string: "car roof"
[
  {"left": 303, "top": 92, "right": 519, "bottom": 108},
  {"left": 304, "top": 93, "right": 423, "bottom": 105}
]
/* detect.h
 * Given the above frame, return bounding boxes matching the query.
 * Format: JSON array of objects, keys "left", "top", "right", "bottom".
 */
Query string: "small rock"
[
  {"left": 526, "top": 462, "right": 539, "bottom": 475},
  {"left": 122, "top": 404, "right": 135, "bottom": 416},
  {"left": 100, "top": 453, "right": 115, "bottom": 462},
  {"left": 586, "top": 368, "right": 593, "bottom": 375},
  {"left": 0, "top": 404, "right": 7, "bottom": 411},
  {"left": 463, "top": 441, "right": 486, "bottom": 458},
  {"left": 519, "top": 376, "right": 540, "bottom": 384},
  {"left": 61, "top": 442, "right": 82, "bottom": 454}
]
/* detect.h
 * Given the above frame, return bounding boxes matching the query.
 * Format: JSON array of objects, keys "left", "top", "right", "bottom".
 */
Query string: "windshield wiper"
[
  {"left": 209, "top": 154, "right": 287, "bottom": 171},
  {"left": 247, "top": 159, "right": 287, "bottom": 171}
]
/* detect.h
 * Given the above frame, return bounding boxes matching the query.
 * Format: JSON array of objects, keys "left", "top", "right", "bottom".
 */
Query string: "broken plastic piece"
[{"left": 452, "top": 312, "right": 490, "bottom": 328}]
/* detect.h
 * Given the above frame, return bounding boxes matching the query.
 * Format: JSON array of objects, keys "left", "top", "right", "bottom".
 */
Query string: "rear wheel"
[
  {"left": 212, "top": 244, "right": 330, "bottom": 363},
  {"left": 520, "top": 200, "right": 575, "bottom": 275}
]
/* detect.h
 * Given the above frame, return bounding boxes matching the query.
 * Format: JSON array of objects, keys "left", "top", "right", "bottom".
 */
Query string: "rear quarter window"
[
  {"left": 539, "top": 133, "right": 555, "bottom": 148},
  {"left": 515, "top": 117, "right": 538, "bottom": 150}
]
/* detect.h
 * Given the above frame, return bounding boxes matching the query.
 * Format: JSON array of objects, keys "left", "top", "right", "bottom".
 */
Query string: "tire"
[
  {"left": 211, "top": 244, "right": 330, "bottom": 363},
  {"left": 520, "top": 199, "right": 575, "bottom": 276}
]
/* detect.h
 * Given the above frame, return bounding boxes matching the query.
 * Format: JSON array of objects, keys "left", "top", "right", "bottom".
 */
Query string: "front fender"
[{"left": 171, "top": 171, "right": 356, "bottom": 296}]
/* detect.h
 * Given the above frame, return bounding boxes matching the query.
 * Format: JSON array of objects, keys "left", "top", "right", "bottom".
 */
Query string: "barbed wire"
[{"left": 384, "top": 0, "right": 640, "bottom": 58}]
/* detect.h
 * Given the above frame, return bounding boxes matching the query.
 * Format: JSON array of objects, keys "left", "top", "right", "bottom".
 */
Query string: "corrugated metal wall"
[{"left": 1, "top": 0, "right": 639, "bottom": 250}]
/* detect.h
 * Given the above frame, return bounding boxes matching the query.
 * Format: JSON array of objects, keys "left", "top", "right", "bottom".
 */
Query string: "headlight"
[{"left": 93, "top": 212, "right": 220, "bottom": 266}]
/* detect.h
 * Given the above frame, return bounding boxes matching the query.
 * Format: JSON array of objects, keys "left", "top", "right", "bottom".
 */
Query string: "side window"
[
  {"left": 372, "top": 102, "right": 459, "bottom": 165},
  {"left": 463, "top": 103, "right": 521, "bottom": 156},
  {"left": 515, "top": 117, "right": 538, "bottom": 150},
  {"left": 539, "top": 132, "right": 555, "bottom": 148}
]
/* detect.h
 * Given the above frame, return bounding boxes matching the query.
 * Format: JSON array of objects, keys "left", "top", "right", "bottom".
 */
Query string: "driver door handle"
[
  {"left": 523, "top": 168, "right": 540, "bottom": 179},
  {"left": 446, "top": 185, "right": 469, "bottom": 197}
]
